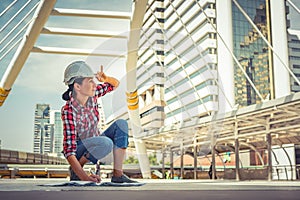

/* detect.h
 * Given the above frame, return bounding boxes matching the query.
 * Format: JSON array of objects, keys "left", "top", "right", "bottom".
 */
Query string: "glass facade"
[{"left": 232, "top": 0, "right": 271, "bottom": 106}]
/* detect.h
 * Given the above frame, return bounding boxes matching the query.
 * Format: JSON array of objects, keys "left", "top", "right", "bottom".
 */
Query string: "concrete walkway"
[{"left": 1, "top": 179, "right": 300, "bottom": 200}]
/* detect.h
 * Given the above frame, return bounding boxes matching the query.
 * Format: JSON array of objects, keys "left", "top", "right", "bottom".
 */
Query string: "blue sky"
[
  {"left": 0, "top": 0, "right": 132, "bottom": 152},
  {"left": 0, "top": 0, "right": 300, "bottom": 153}
]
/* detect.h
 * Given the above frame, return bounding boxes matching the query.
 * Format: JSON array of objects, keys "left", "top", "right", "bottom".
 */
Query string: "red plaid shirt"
[{"left": 61, "top": 83, "right": 114, "bottom": 158}]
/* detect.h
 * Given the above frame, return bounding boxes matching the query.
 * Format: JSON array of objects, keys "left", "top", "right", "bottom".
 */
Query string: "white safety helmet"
[{"left": 63, "top": 61, "right": 94, "bottom": 85}]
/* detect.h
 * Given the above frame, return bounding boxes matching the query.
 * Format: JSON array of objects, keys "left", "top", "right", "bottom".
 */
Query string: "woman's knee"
[
  {"left": 103, "top": 137, "right": 114, "bottom": 151},
  {"left": 82, "top": 137, "right": 113, "bottom": 162},
  {"left": 115, "top": 119, "right": 128, "bottom": 135},
  {"left": 94, "top": 137, "right": 113, "bottom": 158},
  {"left": 92, "top": 136, "right": 113, "bottom": 154},
  {"left": 115, "top": 119, "right": 128, "bottom": 128}
]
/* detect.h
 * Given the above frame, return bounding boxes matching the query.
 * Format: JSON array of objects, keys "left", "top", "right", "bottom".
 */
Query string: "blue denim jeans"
[{"left": 75, "top": 119, "right": 129, "bottom": 164}]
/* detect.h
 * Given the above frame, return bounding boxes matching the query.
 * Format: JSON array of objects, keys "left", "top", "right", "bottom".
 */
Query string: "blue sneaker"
[{"left": 111, "top": 174, "right": 137, "bottom": 183}]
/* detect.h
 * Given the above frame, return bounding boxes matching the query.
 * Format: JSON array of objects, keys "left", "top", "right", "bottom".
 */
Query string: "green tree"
[
  {"left": 148, "top": 153, "right": 159, "bottom": 165},
  {"left": 123, "top": 156, "right": 139, "bottom": 164}
]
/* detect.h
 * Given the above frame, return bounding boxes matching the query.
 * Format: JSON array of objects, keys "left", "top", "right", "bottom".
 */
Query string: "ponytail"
[
  {"left": 62, "top": 84, "right": 74, "bottom": 101},
  {"left": 61, "top": 77, "right": 84, "bottom": 101}
]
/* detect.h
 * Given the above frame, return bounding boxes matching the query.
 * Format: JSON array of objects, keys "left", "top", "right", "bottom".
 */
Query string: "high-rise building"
[
  {"left": 50, "top": 110, "right": 63, "bottom": 157},
  {"left": 138, "top": 0, "right": 219, "bottom": 127},
  {"left": 34, "top": 105, "right": 64, "bottom": 157},
  {"left": 134, "top": 0, "right": 299, "bottom": 127},
  {"left": 33, "top": 104, "right": 52, "bottom": 154}
]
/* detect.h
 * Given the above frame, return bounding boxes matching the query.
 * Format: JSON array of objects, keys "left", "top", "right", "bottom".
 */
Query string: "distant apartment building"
[
  {"left": 33, "top": 104, "right": 52, "bottom": 154},
  {"left": 50, "top": 110, "right": 63, "bottom": 157},
  {"left": 34, "top": 105, "right": 63, "bottom": 157}
]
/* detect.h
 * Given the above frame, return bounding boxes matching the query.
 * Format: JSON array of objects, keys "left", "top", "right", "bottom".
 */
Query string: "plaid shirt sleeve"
[
  {"left": 95, "top": 82, "right": 114, "bottom": 97},
  {"left": 61, "top": 104, "right": 77, "bottom": 158}
]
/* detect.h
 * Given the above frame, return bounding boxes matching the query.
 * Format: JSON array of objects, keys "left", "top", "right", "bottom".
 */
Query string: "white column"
[
  {"left": 126, "top": 0, "right": 151, "bottom": 178},
  {"left": 270, "top": 0, "right": 290, "bottom": 98},
  {"left": 216, "top": 0, "right": 235, "bottom": 113}
]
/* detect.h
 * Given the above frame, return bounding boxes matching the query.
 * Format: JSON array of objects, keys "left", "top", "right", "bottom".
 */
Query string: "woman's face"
[{"left": 76, "top": 77, "right": 96, "bottom": 97}]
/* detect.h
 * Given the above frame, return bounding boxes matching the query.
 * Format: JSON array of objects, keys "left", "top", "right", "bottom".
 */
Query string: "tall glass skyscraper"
[{"left": 232, "top": 0, "right": 271, "bottom": 106}]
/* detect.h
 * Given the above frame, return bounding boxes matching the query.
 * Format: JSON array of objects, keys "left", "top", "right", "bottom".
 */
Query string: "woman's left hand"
[
  {"left": 96, "top": 65, "right": 107, "bottom": 82},
  {"left": 95, "top": 65, "right": 119, "bottom": 88}
]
